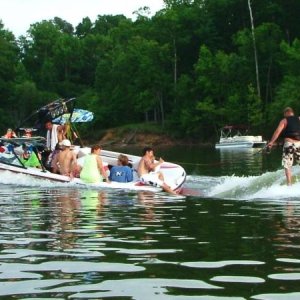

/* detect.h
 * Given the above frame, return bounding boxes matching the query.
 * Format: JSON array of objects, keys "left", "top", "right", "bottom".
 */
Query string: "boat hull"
[
  {"left": 215, "top": 126, "right": 267, "bottom": 149},
  {"left": 0, "top": 163, "right": 161, "bottom": 192},
  {"left": 215, "top": 141, "right": 267, "bottom": 149},
  {"left": 0, "top": 148, "right": 186, "bottom": 193}
]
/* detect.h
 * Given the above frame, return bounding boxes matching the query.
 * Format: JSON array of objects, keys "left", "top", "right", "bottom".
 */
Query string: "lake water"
[{"left": 1, "top": 146, "right": 300, "bottom": 299}]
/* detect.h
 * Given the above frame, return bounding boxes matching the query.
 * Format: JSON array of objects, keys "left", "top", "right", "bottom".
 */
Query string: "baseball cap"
[{"left": 61, "top": 139, "right": 71, "bottom": 147}]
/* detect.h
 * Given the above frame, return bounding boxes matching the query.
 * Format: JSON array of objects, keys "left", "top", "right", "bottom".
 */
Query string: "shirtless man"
[
  {"left": 51, "top": 139, "right": 77, "bottom": 178},
  {"left": 137, "top": 146, "right": 177, "bottom": 195}
]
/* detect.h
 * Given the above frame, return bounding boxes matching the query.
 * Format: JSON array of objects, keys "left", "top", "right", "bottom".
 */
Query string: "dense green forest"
[{"left": 1, "top": 0, "right": 300, "bottom": 141}]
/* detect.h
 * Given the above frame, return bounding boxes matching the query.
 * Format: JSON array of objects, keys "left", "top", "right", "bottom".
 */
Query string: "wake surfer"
[{"left": 268, "top": 107, "right": 300, "bottom": 185}]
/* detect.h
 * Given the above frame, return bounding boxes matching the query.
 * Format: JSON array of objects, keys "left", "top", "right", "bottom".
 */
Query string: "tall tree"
[
  {"left": 21, "top": 20, "right": 62, "bottom": 91},
  {"left": 269, "top": 39, "right": 300, "bottom": 122},
  {"left": 0, "top": 22, "right": 19, "bottom": 131},
  {"left": 248, "top": 0, "right": 261, "bottom": 98}
]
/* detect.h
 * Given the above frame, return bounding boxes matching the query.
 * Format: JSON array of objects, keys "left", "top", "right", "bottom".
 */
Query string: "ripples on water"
[
  {"left": 1, "top": 147, "right": 300, "bottom": 299},
  {"left": 0, "top": 181, "right": 300, "bottom": 299}
]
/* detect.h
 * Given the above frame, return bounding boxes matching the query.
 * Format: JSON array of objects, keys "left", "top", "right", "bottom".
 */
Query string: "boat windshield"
[
  {"left": 0, "top": 143, "right": 26, "bottom": 168},
  {"left": 0, "top": 152, "right": 24, "bottom": 167}
]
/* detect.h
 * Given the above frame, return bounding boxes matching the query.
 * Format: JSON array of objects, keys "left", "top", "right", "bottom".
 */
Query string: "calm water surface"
[{"left": 1, "top": 146, "right": 300, "bottom": 299}]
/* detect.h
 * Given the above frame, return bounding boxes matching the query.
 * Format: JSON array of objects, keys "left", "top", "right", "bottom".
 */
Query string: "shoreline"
[{"left": 95, "top": 128, "right": 213, "bottom": 148}]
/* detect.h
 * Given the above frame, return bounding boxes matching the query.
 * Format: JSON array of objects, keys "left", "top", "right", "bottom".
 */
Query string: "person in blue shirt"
[{"left": 109, "top": 154, "right": 133, "bottom": 183}]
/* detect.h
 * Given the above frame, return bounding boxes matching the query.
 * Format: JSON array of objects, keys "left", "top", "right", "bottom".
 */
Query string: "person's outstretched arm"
[{"left": 268, "top": 119, "right": 286, "bottom": 147}]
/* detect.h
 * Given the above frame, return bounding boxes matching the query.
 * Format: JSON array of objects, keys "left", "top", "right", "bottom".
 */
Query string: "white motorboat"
[
  {"left": 0, "top": 147, "right": 186, "bottom": 193},
  {"left": 0, "top": 98, "right": 186, "bottom": 193},
  {"left": 215, "top": 126, "right": 267, "bottom": 149}
]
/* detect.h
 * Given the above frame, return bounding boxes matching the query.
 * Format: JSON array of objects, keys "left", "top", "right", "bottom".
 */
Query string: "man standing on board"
[{"left": 268, "top": 107, "right": 300, "bottom": 185}]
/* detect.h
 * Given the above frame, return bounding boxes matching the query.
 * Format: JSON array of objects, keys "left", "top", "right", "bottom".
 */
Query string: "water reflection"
[
  {"left": 137, "top": 191, "right": 158, "bottom": 222},
  {"left": 218, "top": 148, "right": 264, "bottom": 176},
  {"left": 0, "top": 184, "right": 300, "bottom": 298},
  {"left": 270, "top": 201, "right": 300, "bottom": 257},
  {"left": 150, "top": 145, "right": 277, "bottom": 177}
]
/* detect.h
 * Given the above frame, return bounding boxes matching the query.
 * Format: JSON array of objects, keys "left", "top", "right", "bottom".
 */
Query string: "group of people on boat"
[
  {"left": 33, "top": 119, "right": 176, "bottom": 194},
  {"left": 1, "top": 121, "right": 176, "bottom": 193},
  {"left": 2, "top": 128, "right": 33, "bottom": 139},
  {"left": 41, "top": 121, "right": 132, "bottom": 183}
]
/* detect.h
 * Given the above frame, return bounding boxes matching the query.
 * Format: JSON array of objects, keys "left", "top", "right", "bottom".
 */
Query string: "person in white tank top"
[{"left": 45, "top": 120, "right": 66, "bottom": 151}]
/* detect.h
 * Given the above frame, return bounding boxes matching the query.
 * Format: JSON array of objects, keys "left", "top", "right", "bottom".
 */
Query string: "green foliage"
[
  {"left": 194, "top": 45, "right": 247, "bottom": 128},
  {"left": 1, "top": 1, "right": 300, "bottom": 140},
  {"left": 247, "top": 84, "right": 263, "bottom": 128},
  {"left": 0, "top": 22, "right": 19, "bottom": 132},
  {"left": 268, "top": 39, "right": 300, "bottom": 123}
]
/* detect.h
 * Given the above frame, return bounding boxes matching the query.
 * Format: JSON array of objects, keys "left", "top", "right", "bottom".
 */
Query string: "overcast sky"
[{"left": 0, "top": 0, "right": 165, "bottom": 37}]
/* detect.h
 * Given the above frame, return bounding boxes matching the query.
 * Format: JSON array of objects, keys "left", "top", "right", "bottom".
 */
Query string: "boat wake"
[
  {"left": 3, "top": 166, "right": 300, "bottom": 201},
  {"left": 0, "top": 171, "right": 186, "bottom": 202},
  {"left": 185, "top": 166, "right": 300, "bottom": 201},
  {"left": 0, "top": 170, "right": 70, "bottom": 188}
]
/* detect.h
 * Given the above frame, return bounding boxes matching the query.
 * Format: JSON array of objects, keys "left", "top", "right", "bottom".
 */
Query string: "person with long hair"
[{"left": 109, "top": 154, "right": 133, "bottom": 183}]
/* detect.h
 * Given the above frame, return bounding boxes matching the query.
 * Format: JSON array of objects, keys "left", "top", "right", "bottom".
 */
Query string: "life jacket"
[
  {"left": 20, "top": 150, "right": 41, "bottom": 168},
  {"left": 24, "top": 129, "right": 32, "bottom": 137},
  {"left": 3, "top": 131, "right": 16, "bottom": 138},
  {"left": 283, "top": 116, "right": 300, "bottom": 140}
]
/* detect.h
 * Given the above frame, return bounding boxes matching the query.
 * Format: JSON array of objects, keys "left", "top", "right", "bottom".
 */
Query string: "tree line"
[{"left": 1, "top": 0, "right": 300, "bottom": 141}]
